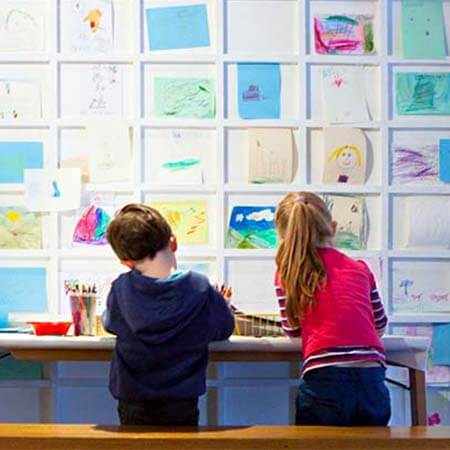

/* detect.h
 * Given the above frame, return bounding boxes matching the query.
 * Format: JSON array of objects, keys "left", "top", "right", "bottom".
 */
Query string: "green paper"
[
  {"left": 154, "top": 78, "right": 215, "bottom": 119},
  {"left": 0, "top": 355, "right": 43, "bottom": 380},
  {"left": 401, "top": 0, "right": 446, "bottom": 59}
]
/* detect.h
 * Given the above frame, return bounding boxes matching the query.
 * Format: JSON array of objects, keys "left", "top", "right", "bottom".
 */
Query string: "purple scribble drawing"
[
  {"left": 242, "top": 85, "right": 262, "bottom": 102},
  {"left": 410, "top": 292, "right": 424, "bottom": 302},
  {"left": 392, "top": 144, "right": 439, "bottom": 184},
  {"left": 430, "top": 293, "right": 449, "bottom": 303}
]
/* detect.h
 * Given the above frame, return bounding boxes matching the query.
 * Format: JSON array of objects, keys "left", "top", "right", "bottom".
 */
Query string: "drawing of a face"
[{"left": 336, "top": 146, "right": 358, "bottom": 170}]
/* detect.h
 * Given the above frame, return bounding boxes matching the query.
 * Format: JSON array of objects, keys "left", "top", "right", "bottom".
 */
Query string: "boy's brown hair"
[{"left": 107, "top": 204, "right": 172, "bottom": 261}]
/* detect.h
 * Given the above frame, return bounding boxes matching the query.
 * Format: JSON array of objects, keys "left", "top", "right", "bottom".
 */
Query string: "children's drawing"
[
  {"left": 439, "top": 139, "right": 450, "bottom": 183},
  {"left": 0, "top": 207, "right": 42, "bottom": 249},
  {"left": 0, "top": 267, "right": 47, "bottom": 312},
  {"left": 323, "top": 128, "right": 367, "bottom": 184},
  {"left": 61, "top": 156, "right": 90, "bottom": 184},
  {"left": 393, "top": 261, "right": 450, "bottom": 313},
  {"left": 0, "top": 3, "right": 44, "bottom": 52},
  {"left": 432, "top": 324, "right": 450, "bottom": 366},
  {"left": 226, "top": 206, "right": 277, "bottom": 249},
  {"left": 392, "top": 144, "right": 439, "bottom": 184},
  {"left": 401, "top": 0, "right": 446, "bottom": 60},
  {"left": 86, "top": 120, "right": 131, "bottom": 183},
  {"left": 81, "top": 64, "right": 123, "bottom": 115},
  {"left": 238, "top": 63, "right": 281, "bottom": 119},
  {"left": 72, "top": 204, "right": 111, "bottom": 246},
  {"left": 0, "top": 80, "right": 41, "bottom": 120},
  {"left": 322, "top": 66, "right": 369, "bottom": 123},
  {"left": 146, "top": 4, "right": 210, "bottom": 51},
  {"left": 406, "top": 197, "right": 450, "bottom": 248},
  {"left": 324, "top": 195, "right": 368, "bottom": 250},
  {"left": 427, "top": 391, "right": 450, "bottom": 426},
  {"left": 154, "top": 78, "right": 215, "bottom": 119},
  {"left": 24, "top": 168, "right": 81, "bottom": 212},
  {"left": 314, "top": 15, "right": 375, "bottom": 55},
  {"left": 61, "top": 0, "right": 113, "bottom": 53},
  {"left": 396, "top": 72, "right": 450, "bottom": 115},
  {"left": 0, "top": 141, "right": 43, "bottom": 184},
  {"left": 158, "top": 159, "right": 203, "bottom": 185},
  {"left": 150, "top": 200, "right": 208, "bottom": 245},
  {"left": 248, "top": 128, "right": 294, "bottom": 184}
]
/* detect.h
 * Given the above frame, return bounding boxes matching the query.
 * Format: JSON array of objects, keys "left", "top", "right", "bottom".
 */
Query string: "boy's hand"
[{"left": 214, "top": 284, "right": 233, "bottom": 303}]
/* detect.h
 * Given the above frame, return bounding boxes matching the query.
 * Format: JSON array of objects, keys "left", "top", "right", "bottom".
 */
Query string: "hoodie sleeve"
[
  {"left": 102, "top": 284, "right": 121, "bottom": 336},
  {"left": 207, "top": 287, "right": 235, "bottom": 342}
]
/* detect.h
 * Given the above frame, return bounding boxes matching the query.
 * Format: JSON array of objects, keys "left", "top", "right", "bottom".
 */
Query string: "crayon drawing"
[
  {"left": 158, "top": 158, "right": 203, "bottom": 184},
  {"left": 154, "top": 78, "right": 215, "bottom": 119},
  {"left": 396, "top": 72, "right": 450, "bottom": 115},
  {"left": 324, "top": 195, "right": 368, "bottom": 250},
  {"left": 72, "top": 204, "right": 111, "bottom": 246},
  {"left": 150, "top": 200, "right": 208, "bottom": 245},
  {"left": 0, "top": 80, "right": 41, "bottom": 120},
  {"left": 0, "top": 207, "right": 42, "bottom": 249},
  {"left": 226, "top": 206, "right": 277, "bottom": 249},
  {"left": 427, "top": 390, "right": 450, "bottom": 427},
  {"left": 314, "top": 15, "right": 375, "bottom": 55},
  {"left": 0, "top": 141, "right": 43, "bottom": 184},
  {"left": 392, "top": 144, "right": 439, "bottom": 184}
]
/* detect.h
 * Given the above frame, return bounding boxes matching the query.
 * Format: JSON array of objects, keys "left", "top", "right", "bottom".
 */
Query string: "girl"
[{"left": 274, "top": 192, "right": 390, "bottom": 426}]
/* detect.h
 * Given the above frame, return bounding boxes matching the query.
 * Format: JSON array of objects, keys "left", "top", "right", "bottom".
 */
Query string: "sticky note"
[
  {"left": 146, "top": 5, "right": 210, "bottom": 51},
  {"left": 238, "top": 63, "right": 281, "bottom": 119},
  {"left": 439, "top": 139, "right": 450, "bottom": 183},
  {"left": 432, "top": 324, "right": 450, "bottom": 366},
  {"left": 0, "top": 142, "right": 43, "bottom": 184},
  {"left": 401, "top": 0, "right": 446, "bottom": 59}
]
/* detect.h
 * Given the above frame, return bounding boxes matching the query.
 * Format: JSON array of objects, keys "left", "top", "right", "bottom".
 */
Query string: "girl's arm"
[
  {"left": 369, "top": 273, "right": 388, "bottom": 337},
  {"left": 274, "top": 273, "right": 301, "bottom": 337}
]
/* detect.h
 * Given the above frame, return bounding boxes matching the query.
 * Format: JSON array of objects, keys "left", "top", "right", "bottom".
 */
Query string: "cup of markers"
[{"left": 64, "top": 282, "right": 97, "bottom": 336}]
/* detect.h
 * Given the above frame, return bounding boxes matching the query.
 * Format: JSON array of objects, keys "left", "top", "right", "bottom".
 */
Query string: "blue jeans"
[{"left": 296, "top": 366, "right": 391, "bottom": 426}]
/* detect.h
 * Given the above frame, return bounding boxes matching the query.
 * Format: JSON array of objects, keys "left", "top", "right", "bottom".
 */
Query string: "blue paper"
[
  {"left": 0, "top": 268, "right": 47, "bottom": 312},
  {"left": 237, "top": 63, "right": 281, "bottom": 119},
  {"left": 0, "top": 142, "right": 43, "bottom": 184},
  {"left": 432, "top": 324, "right": 450, "bottom": 366},
  {"left": 439, "top": 139, "right": 450, "bottom": 183},
  {"left": 146, "top": 5, "right": 210, "bottom": 51}
]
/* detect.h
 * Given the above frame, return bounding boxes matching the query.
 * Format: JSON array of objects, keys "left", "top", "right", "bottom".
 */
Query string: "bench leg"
[{"left": 409, "top": 368, "right": 426, "bottom": 426}]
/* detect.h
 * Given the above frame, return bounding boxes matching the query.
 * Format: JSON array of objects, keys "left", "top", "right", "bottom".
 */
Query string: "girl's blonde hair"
[
  {"left": 275, "top": 192, "right": 334, "bottom": 325},
  {"left": 328, "top": 145, "right": 362, "bottom": 166}
]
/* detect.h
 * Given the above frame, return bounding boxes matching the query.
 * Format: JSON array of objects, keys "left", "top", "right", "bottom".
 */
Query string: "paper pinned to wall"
[
  {"left": 157, "top": 159, "right": 203, "bottom": 185},
  {"left": 324, "top": 194, "right": 368, "bottom": 250},
  {"left": 150, "top": 200, "right": 208, "bottom": 245},
  {"left": 247, "top": 128, "right": 294, "bottom": 184},
  {"left": 154, "top": 77, "right": 215, "bottom": 118},
  {"left": 401, "top": 0, "right": 446, "bottom": 60},
  {"left": 24, "top": 168, "right": 81, "bottom": 212},
  {"left": 0, "top": 80, "right": 41, "bottom": 120},
  {"left": 61, "top": 0, "right": 113, "bottom": 53},
  {"left": 237, "top": 63, "right": 281, "bottom": 119},
  {"left": 406, "top": 197, "right": 450, "bottom": 248},
  {"left": 86, "top": 120, "right": 131, "bottom": 183},
  {"left": 0, "top": 141, "right": 43, "bottom": 184},
  {"left": 396, "top": 72, "right": 450, "bottom": 115},
  {"left": 0, "top": 207, "right": 42, "bottom": 249},
  {"left": 314, "top": 15, "right": 375, "bottom": 55},
  {"left": 226, "top": 206, "right": 277, "bottom": 249},
  {"left": 72, "top": 203, "right": 111, "bottom": 246},
  {"left": 0, "top": 2, "right": 45, "bottom": 52},
  {"left": 322, "top": 127, "right": 367, "bottom": 184},
  {"left": 146, "top": 4, "right": 210, "bottom": 51},
  {"left": 322, "top": 66, "right": 369, "bottom": 123},
  {"left": 61, "top": 156, "right": 90, "bottom": 184},
  {"left": 439, "top": 139, "right": 450, "bottom": 183},
  {"left": 432, "top": 324, "right": 450, "bottom": 366},
  {"left": 0, "top": 267, "right": 47, "bottom": 312}
]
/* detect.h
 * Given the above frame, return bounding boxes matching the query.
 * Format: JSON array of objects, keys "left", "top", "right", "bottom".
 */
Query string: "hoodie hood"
[{"left": 112, "top": 270, "right": 209, "bottom": 344}]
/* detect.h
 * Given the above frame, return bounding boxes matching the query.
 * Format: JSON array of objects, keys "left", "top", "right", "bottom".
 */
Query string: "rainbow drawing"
[{"left": 73, "top": 205, "right": 111, "bottom": 246}]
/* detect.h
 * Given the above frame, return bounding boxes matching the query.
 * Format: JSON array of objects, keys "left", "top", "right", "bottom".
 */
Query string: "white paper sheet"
[
  {"left": 0, "top": 2, "right": 45, "bottom": 52},
  {"left": 86, "top": 120, "right": 131, "bottom": 183},
  {"left": 61, "top": 0, "right": 113, "bottom": 53},
  {"left": 24, "top": 169, "right": 81, "bottom": 212},
  {"left": 322, "top": 66, "right": 370, "bottom": 124},
  {"left": 0, "top": 80, "right": 41, "bottom": 120},
  {"left": 406, "top": 197, "right": 450, "bottom": 248},
  {"left": 80, "top": 64, "right": 123, "bottom": 115}
]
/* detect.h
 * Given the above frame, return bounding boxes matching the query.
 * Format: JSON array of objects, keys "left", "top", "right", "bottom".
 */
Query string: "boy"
[{"left": 103, "top": 204, "right": 234, "bottom": 426}]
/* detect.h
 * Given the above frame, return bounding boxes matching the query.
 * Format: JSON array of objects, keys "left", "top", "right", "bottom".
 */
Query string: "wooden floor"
[{"left": 0, "top": 425, "right": 449, "bottom": 450}]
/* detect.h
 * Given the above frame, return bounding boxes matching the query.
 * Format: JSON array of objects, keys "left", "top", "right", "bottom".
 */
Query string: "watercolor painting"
[
  {"left": 0, "top": 141, "right": 43, "bottom": 184},
  {"left": 392, "top": 144, "right": 439, "bottom": 184},
  {"left": 0, "top": 207, "right": 42, "bottom": 249},
  {"left": 154, "top": 78, "right": 215, "bottom": 119},
  {"left": 72, "top": 204, "right": 111, "bottom": 246},
  {"left": 396, "top": 72, "right": 450, "bottom": 115},
  {"left": 324, "top": 195, "right": 368, "bottom": 250},
  {"left": 158, "top": 158, "right": 203, "bottom": 184},
  {"left": 314, "top": 15, "right": 375, "bottom": 55},
  {"left": 226, "top": 206, "right": 277, "bottom": 249},
  {"left": 150, "top": 200, "right": 208, "bottom": 245},
  {"left": 0, "top": 80, "right": 41, "bottom": 120},
  {"left": 440, "top": 139, "right": 450, "bottom": 183}
]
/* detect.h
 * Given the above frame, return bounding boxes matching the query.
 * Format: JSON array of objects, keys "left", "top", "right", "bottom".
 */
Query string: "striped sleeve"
[
  {"left": 274, "top": 271, "right": 301, "bottom": 337},
  {"left": 368, "top": 272, "right": 388, "bottom": 337}
]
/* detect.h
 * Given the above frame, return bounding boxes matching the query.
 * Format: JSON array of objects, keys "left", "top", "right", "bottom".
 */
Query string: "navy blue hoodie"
[{"left": 103, "top": 270, "right": 234, "bottom": 401}]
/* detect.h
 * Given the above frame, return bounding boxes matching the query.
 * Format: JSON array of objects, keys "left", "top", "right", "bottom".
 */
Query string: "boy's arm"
[
  {"left": 368, "top": 272, "right": 388, "bottom": 337},
  {"left": 208, "top": 288, "right": 235, "bottom": 342},
  {"left": 101, "top": 286, "right": 120, "bottom": 336},
  {"left": 275, "top": 272, "right": 301, "bottom": 337}
]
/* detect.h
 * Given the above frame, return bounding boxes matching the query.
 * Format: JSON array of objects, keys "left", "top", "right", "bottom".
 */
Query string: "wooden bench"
[{"left": 0, "top": 425, "right": 449, "bottom": 450}]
